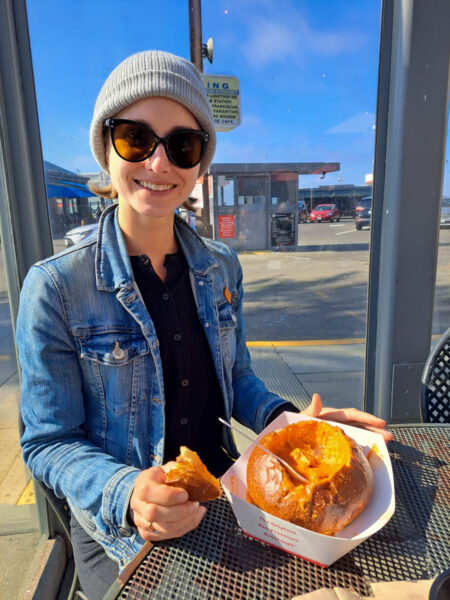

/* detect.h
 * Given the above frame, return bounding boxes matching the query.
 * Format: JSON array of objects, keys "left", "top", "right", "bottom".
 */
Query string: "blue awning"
[{"left": 46, "top": 183, "right": 93, "bottom": 198}]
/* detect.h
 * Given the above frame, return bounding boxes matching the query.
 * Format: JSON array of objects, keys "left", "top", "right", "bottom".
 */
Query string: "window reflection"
[
  {"left": 26, "top": 0, "right": 382, "bottom": 417},
  {"left": 0, "top": 237, "right": 39, "bottom": 593},
  {"left": 217, "top": 175, "right": 234, "bottom": 206},
  {"left": 432, "top": 108, "right": 450, "bottom": 338}
]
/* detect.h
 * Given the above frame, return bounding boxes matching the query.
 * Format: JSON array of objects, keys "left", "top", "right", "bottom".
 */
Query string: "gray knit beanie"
[{"left": 90, "top": 50, "right": 216, "bottom": 176}]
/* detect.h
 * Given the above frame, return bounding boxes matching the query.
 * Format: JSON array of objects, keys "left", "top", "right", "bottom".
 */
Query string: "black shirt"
[{"left": 130, "top": 251, "right": 234, "bottom": 477}]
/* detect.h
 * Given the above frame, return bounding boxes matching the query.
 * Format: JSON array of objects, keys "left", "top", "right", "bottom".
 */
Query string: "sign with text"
[
  {"left": 202, "top": 74, "right": 241, "bottom": 132},
  {"left": 218, "top": 214, "right": 235, "bottom": 238}
]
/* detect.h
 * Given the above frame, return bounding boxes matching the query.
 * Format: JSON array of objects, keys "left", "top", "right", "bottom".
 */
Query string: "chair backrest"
[{"left": 421, "top": 327, "right": 450, "bottom": 423}]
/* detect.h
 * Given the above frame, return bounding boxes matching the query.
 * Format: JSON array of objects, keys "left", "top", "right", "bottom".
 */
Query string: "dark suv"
[{"left": 355, "top": 197, "right": 372, "bottom": 230}]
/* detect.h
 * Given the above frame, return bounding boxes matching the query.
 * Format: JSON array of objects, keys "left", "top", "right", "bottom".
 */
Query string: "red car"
[{"left": 309, "top": 204, "right": 340, "bottom": 223}]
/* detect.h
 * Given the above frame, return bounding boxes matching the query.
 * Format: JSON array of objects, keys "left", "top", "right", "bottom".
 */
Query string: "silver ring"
[{"left": 147, "top": 522, "right": 157, "bottom": 535}]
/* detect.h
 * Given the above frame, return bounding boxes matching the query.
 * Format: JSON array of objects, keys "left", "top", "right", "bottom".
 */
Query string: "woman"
[{"left": 17, "top": 50, "right": 392, "bottom": 599}]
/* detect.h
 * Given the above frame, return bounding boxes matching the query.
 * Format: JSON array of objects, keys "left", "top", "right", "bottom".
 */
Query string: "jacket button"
[
  {"left": 112, "top": 342, "right": 125, "bottom": 360},
  {"left": 173, "top": 333, "right": 182, "bottom": 342},
  {"left": 180, "top": 418, "right": 188, "bottom": 425},
  {"left": 198, "top": 281, "right": 204, "bottom": 286},
  {"left": 181, "top": 379, "right": 189, "bottom": 387},
  {"left": 118, "top": 527, "right": 132, "bottom": 537},
  {"left": 204, "top": 322, "right": 210, "bottom": 328}
]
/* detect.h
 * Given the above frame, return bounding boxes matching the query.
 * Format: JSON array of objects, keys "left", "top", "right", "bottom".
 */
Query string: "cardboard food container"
[{"left": 221, "top": 413, "right": 395, "bottom": 567}]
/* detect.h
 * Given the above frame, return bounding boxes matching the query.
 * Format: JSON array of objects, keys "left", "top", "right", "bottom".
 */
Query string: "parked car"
[
  {"left": 309, "top": 204, "right": 340, "bottom": 223},
  {"left": 440, "top": 196, "right": 450, "bottom": 228},
  {"left": 298, "top": 200, "right": 308, "bottom": 223},
  {"left": 355, "top": 197, "right": 372, "bottom": 230},
  {"left": 64, "top": 222, "right": 98, "bottom": 246}
]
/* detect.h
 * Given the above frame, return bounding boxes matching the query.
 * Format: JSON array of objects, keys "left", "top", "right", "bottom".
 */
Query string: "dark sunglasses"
[{"left": 104, "top": 118, "right": 209, "bottom": 169}]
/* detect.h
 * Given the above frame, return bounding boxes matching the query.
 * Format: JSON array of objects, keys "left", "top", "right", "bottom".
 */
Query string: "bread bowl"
[
  {"left": 246, "top": 420, "right": 374, "bottom": 535},
  {"left": 163, "top": 446, "right": 221, "bottom": 502}
]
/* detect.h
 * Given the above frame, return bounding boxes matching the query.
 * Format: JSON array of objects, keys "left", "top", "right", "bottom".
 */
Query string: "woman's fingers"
[
  {"left": 332, "top": 420, "right": 394, "bottom": 442},
  {"left": 129, "top": 465, "right": 208, "bottom": 542},
  {"left": 134, "top": 466, "right": 188, "bottom": 505},
  {"left": 301, "top": 392, "right": 323, "bottom": 416},
  {"left": 144, "top": 505, "right": 207, "bottom": 541},
  {"left": 135, "top": 496, "right": 201, "bottom": 526},
  {"left": 301, "top": 393, "right": 394, "bottom": 441},
  {"left": 135, "top": 501, "right": 206, "bottom": 542}
]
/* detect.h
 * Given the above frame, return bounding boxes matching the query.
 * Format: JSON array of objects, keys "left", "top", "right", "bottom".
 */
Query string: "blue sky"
[{"left": 26, "top": 0, "right": 449, "bottom": 193}]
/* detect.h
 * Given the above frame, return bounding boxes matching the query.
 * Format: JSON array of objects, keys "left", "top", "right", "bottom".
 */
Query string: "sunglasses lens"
[
  {"left": 167, "top": 131, "right": 205, "bottom": 168},
  {"left": 113, "top": 122, "right": 155, "bottom": 161}
]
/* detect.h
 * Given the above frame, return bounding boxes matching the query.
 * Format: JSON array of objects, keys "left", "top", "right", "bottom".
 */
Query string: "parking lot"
[{"left": 240, "top": 219, "right": 450, "bottom": 341}]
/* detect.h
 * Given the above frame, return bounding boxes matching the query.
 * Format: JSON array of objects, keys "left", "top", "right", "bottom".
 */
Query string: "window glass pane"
[
  {"left": 0, "top": 242, "right": 40, "bottom": 594},
  {"left": 25, "top": 1, "right": 381, "bottom": 430},
  {"left": 209, "top": 1, "right": 380, "bottom": 410},
  {"left": 432, "top": 106, "right": 450, "bottom": 337},
  {"left": 217, "top": 175, "right": 235, "bottom": 206}
]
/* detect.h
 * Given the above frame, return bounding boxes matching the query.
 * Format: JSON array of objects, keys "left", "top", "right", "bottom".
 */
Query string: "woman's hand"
[
  {"left": 129, "top": 466, "right": 206, "bottom": 542},
  {"left": 301, "top": 393, "right": 394, "bottom": 442}
]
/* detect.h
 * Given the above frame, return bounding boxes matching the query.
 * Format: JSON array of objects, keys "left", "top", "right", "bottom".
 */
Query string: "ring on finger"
[{"left": 147, "top": 521, "right": 158, "bottom": 535}]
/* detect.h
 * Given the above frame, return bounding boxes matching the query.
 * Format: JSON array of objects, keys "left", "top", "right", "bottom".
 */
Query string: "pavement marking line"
[
  {"left": 16, "top": 479, "right": 35, "bottom": 505},
  {"left": 248, "top": 334, "right": 444, "bottom": 347},
  {"left": 336, "top": 229, "right": 358, "bottom": 235},
  {"left": 247, "top": 338, "right": 365, "bottom": 347}
]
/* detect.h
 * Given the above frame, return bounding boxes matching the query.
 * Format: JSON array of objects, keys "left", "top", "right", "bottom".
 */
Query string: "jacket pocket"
[
  {"left": 78, "top": 330, "right": 150, "bottom": 416},
  {"left": 217, "top": 302, "right": 237, "bottom": 368}
]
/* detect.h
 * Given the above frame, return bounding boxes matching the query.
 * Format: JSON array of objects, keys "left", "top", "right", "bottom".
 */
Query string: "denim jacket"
[{"left": 17, "top": 204, "right": 286, "bottom": 566}]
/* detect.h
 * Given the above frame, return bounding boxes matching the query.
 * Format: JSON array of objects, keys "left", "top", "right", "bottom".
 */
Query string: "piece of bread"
[
  {"left": 163, "top": 446, "right": 221, "bottom": 502},
  {"left": 246, "top": 420, "right": 374, "bottom": 535}
]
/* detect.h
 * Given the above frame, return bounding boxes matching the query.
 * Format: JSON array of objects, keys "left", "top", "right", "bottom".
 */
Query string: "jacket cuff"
[
  {"left": 102, "top": 466, "right": 140, "bottom": 537},
  {"left": 265, "top": 402, "right": 299, "bottom": 426}
]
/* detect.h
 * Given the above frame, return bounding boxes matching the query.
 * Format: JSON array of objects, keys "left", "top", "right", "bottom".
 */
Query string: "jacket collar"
[{"left": 95, "top": 204, "right": 218, "bottom": 291}]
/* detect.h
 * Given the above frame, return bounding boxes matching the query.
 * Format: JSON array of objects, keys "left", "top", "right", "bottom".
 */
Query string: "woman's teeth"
[{"left": 137, "top": 180, "right": 175, "bottom": 191}]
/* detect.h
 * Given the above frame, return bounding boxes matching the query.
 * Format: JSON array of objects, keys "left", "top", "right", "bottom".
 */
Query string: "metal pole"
[
  {"left": 0, "top": 0, "right": 55, "bottom": 539},
  {"left": 365, "top": 0, "right": 450, "bottom": 422},
  {"left": 188, "top": 0, "right": 203, "bottom": 70},
  {"left": 188, "top": 0, "right": 212, "bottom": 237}
]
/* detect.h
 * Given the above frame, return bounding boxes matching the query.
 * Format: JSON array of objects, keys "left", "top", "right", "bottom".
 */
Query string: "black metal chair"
[
  {"left": 34, "top": 480, "right": 85, "bottom": 599},
  {"left": 421, "top": 327, "right": 450, "bottom": 423}
]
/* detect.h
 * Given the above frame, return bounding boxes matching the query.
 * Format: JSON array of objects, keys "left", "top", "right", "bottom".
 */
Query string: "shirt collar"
[{"left": 95, "top": 204, "right": 218, "bottom": 291}]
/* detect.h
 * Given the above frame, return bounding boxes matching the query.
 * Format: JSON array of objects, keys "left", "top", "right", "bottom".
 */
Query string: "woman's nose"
[{"left": 145, "top": 143, "right": 170, "bottom": 172}]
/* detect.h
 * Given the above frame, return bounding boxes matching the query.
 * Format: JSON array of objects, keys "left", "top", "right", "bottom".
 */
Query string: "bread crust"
[
  {"left": 246, "top": 420, "right": 374, "bottom": 535},
  {"left": 163, "top": 447, "right": 221, "bottom": 502}
]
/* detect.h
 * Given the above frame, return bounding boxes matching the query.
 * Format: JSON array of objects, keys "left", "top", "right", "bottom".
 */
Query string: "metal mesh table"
[{"left": 105, "top": 425, "right": 450, "bottom": 599}]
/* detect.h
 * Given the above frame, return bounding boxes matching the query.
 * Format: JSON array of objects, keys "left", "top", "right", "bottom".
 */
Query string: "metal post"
[
  {"left": 364, "top": 0, "right": 450, "bottom": 422},
  {"left": 0, "top": 0, "right": 55, "bottom": 537},
  {"left": 188, "top": 0, "right": 203, "bottom": 70},
  {"left": 188, "top": 0, "right": 212, "bottom": 237}
]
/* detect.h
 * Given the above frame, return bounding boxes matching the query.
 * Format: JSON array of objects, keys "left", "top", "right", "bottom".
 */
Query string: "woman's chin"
[{"left": 119, "top": 196, "right": 181, "bottom": 220}]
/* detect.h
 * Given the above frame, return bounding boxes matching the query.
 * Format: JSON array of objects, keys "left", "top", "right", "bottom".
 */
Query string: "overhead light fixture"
[{"left": 202, "top": 37, "right": 213, "bottom": 64}]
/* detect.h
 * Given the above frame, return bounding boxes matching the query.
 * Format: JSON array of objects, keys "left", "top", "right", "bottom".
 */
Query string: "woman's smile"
[{"left": 136, "top": 180, "right": 177, "bottom": 192}]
